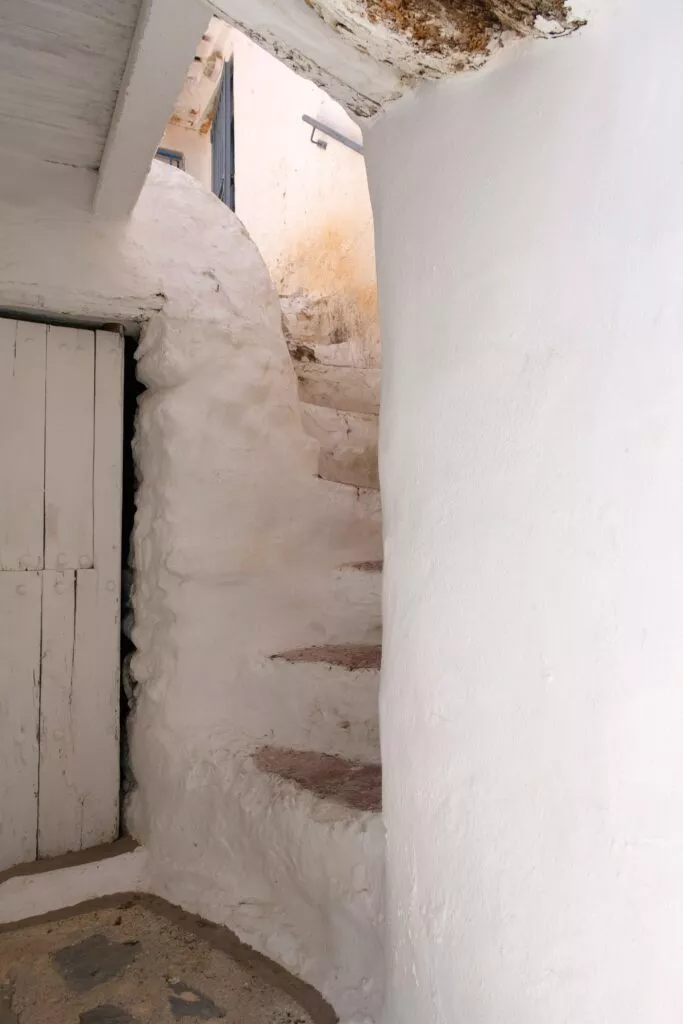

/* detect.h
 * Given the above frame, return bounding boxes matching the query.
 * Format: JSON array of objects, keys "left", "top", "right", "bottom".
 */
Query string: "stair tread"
[
  {"left": 272, "top": 644, "right": 382, "bottom": 670},
  {"left": 340, "top": 560, "right": 383, "bottom": 572},
  {"left": 295, "top": 362, "right": 380, "bottom": 415},
  {"left": 255, "top": 746, "right": 381, "bottom": 813},
  {"left": 318, "top": 473, "right": 380, "bottom": 492}
]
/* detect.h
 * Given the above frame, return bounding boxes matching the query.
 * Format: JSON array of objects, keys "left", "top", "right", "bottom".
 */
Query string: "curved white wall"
[
  {"left": 366, "top": 1, "right": 683, "bottom": 1020},
  {"left": 0, "top": 164, "right": 384, "bottom": 1023}
]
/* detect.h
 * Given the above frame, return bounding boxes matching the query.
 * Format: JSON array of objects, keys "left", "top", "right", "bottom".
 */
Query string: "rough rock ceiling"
[
  {"left": 308, "top": 0, "right": 582, "bottom": 74},
  {"left": 210, "top": 0, "right": 584, "bottom": 116}
]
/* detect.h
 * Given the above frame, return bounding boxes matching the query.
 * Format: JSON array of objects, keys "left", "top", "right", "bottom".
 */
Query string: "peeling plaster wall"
[
  {"left": 0, "top": 164, "right": 383, "bottom": 1023},
  {"left": 209, "top": 0, "right": 583, "bottom": 114},
  {"left": 209, "top": 0, "right": 401, "bottom": 115},
  {"left": 363, "top": 1, "right": 683, "bottom": 1021}
]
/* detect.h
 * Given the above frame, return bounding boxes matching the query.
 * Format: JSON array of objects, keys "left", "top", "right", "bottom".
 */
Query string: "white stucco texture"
[
  {"left": 365, "top": 1, "right": 683, "bottom": 1021},
  {"left": 0, "top": 164, "right": 384, "bottom": 1024},
  {"left": 0, "top": 847, "right": 150, "bottom": 926}
]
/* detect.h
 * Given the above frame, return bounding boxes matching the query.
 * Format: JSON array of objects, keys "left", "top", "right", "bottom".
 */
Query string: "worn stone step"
[
  {"left": 129, "top": 734, "right": 385, "bottom": 1024},
  {"left": 340, "top": 560, "right": 383, "bottom": 572},
  {"left": 309, "top": 567, "right": 381, "bottom": 645},
  {"left": 303, "top": 400, "right": 379, "bottom": 488},
  {"left": 271, "top": 644, "right": 382, "bottom": 671},
  {"left": 307, "top": 343, "right": 381, "bottom": 370},
  {"left": 301, "top": 402, "right": 378, "bottom": 448},
  {"left": 289, "top": 575, "right": 381, "bottom": 646},
  {"left": 317, "top": 478, "right": 381, "bottom": 510},
  {"left": 294, "top": 361, "right": 380, "bottom": 415},
  {"left": 254, "top": 746, "right": 382, "bottom": 813},
  {"left": 318, "top": 442, "right": 379, "bottom": 490},
  {"left": 260, "top": 643, "right": 380, "bottom": 762},
  {"left": 308, "top": 479, "right": 382, "bottom": 571}
]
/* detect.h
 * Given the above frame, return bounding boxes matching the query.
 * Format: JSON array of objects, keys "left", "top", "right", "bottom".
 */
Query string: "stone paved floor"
[{"left": 0, "top": 896, "right": 334, "bottom": 1024}]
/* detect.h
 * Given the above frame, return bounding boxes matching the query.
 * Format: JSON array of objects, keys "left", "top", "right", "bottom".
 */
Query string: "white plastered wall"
[
  {"left": 0, "top": 164, "right": 383, "bottom": 1023},
  {"left": 363, "top": 0, "right": 683, "bottom": 1020}
]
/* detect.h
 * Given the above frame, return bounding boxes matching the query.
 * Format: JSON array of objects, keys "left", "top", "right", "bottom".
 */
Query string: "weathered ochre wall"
[{"left": 230, "top": 29, "right": 379, "bottom": 363}]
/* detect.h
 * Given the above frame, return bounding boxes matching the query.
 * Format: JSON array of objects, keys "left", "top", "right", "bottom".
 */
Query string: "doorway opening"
[{"left": 119, "top": 334, "right": 144, "bottom": 833}]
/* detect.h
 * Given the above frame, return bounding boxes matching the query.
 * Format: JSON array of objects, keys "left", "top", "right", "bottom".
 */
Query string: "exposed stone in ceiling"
[
  {"left": 209, "top": 0, "right": 585, "bottom": 117},
  {"left": 309, "top": 0, "right": 582, "bottom": 78}
]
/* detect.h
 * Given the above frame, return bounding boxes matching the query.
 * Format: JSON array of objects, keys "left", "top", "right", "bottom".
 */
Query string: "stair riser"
[
  {"left": 318, "top": 445, "right": 379, "bottom": 490},
  {"left": 295, "top": 363, "right": 380, "bottom": 415},
  {"left": 261, "top": 659, "right": 380, "bottom": 763},
  {"left": 129, "top": 736, "right": 385, "bottom": 1024},
  {"left": 301, "top": 403, "right": 378, "bottom": 447}
]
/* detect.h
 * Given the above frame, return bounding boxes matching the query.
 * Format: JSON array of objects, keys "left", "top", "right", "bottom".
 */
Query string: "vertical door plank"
[
  {"left": 71, "top": 568, "right": 120, "bottom": 848},
  {"left": 45, "top": 326, "right": 94, "bottom": 571},
  {"left": 0, "top": 320, "right": 47, "bottom": 571},
  {"left": 77, "top": 329, "right": 124, "bottom": 846},
  {"left": 0, "top": 572, "right": 42, "bottom": 870},
  {"left": 94, "top": 330, "right": 124, "bottom": 578},
  {"left": 56, "top": 329, "right": 124, "bottom": 849},
  {"left": 37, "top": 570, "right": 77, "bottom": 858},
  {"left": 38, "top": 332, "right": 124, "bottom": 853}
]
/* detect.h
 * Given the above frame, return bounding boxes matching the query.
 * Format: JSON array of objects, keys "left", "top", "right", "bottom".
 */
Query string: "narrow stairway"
[
  {"left": 246, "top": 339, "right": 384, "bottom": 1021},
  {"left": 253, "top": 337, "right": 382, "bottom": 809}
]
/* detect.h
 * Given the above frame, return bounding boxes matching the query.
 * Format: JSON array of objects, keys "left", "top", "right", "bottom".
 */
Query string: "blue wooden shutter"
[{"left": 212, "top": 60, "right": 234, "bottom": 210}]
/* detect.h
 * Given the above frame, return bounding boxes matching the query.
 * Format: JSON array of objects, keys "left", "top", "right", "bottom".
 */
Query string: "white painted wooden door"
[{"left": 0, "top": 319, "right": 123, "bottom": 870}]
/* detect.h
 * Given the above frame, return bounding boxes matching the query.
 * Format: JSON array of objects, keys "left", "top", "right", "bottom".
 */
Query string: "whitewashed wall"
[
  {"left": 0, "top": 164, "right": 383, "bottom": 1023},
  {"left": 364, "top": 0, "right": 683, "bottom": 1021}
]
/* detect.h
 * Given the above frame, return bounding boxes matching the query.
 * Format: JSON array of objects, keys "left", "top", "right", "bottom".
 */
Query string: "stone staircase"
[
  {"left": 301, "top": 404, "right": 379, "bottom": 490},
  {"left": 292, "top": 342, "right": 380, "bottom": 492},
  {"left": 255, "top": 342, "right": 382, "bottom": 796},
  {"left": 244, "top": 345, "right": 384, "bottom": 1020}
]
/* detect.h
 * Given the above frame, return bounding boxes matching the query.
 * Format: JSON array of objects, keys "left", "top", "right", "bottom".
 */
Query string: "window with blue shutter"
[{"left": 212, "top": 60, "right": 235, "bottom": 210}]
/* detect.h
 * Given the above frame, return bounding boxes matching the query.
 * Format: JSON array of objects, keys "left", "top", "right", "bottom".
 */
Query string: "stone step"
[
  {"left": 311, "top": 479, "right": 382, "bottom": 566},
  {"left": 301, "top": 402, "right": 378, "bottom": 449},
  {"left": 307, "top": 342, "right": 381, "bottom": 370},
  {"left": 271, "top": 644, "right": 382, "bottom": 671},
  {"left": 311, "top": 566, "right": 382, "bottom": 645},
  {"left": 260, "top": 647, "right": 380, "bottom": 763},
  {"left": 318, "top": 442, "right": 379, "bottom": 490},
  {"left": 254, "top": 746, "right": 382, "bottom": 813},
  {"left": 302, "top": 402, "right": 379, "bottom": 488},
  {"left": 317, "top": 478, "right": 382, "bottom": 512},
  {"left": 134, "top": 734, "right": 385, "bottom": 1024},
  {"left": 340, "top": 560, "right": 383, "bottom": 572},
  {"left": 294, "top": 361, "right": 380, "bottom": 415}
]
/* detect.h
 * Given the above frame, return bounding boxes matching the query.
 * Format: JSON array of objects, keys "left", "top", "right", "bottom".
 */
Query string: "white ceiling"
[{"left": 0, "top": 0, "right": 143, "bottom": 170}]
